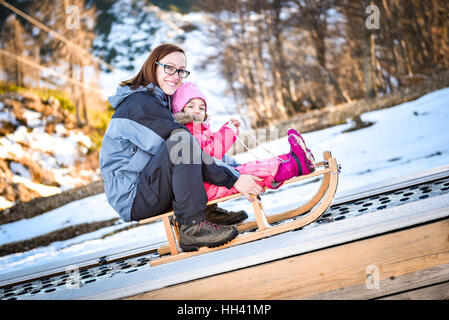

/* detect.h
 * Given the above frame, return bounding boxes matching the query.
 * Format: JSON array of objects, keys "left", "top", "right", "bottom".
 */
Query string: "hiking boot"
[
  {"left": 205, "top": 204, "right": 248, "bottom": 225},
  {"left": 179, "top": 220, "right": 239, "bottom": 252}
]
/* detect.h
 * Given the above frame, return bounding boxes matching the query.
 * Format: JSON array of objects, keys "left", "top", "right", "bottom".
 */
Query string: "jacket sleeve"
[
  {"left": 111, "top": 92, "right": 186, "bottom": 153},
  {"left": 104, "top": 117, "right": 166, "bottom": 156},
  {"left": 201, "top": 152, "right": 241, "bottom": 189},
  {"left": 196, "top": 122, "right": 238, "bottom": 160}
]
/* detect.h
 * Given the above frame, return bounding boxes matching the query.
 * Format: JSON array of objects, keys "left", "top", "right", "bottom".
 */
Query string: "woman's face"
[{"left": 156, "top": 51, "right": 186, "bottom": 96}]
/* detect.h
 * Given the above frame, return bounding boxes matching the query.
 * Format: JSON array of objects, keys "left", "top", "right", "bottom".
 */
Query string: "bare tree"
[
  {"left": 1, "top": 15, "right": 27, "bottom": 86},
  {"left": 165, "top": 0, "right": 449, "bottom": 128},
  {"left": 26, "top": 0, "right": 99, "bottom": 127}
]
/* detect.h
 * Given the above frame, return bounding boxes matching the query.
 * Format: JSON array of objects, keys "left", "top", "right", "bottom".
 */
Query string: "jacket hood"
[
  {"left": 173, "top": 110, "right": 210, "bottom": 129},
  {"left": 108, "top": 83, "right": 170, "bottom": 109}
]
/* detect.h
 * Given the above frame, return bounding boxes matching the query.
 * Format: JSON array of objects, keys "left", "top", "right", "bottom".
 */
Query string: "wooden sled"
[{"left": 139, "top": 151, "right": 340, "bottom": 266}]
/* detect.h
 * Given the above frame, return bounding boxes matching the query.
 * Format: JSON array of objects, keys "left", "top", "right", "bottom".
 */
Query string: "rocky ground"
[{"left": 0, "top": 89, "right": 101, "bottom": 210}]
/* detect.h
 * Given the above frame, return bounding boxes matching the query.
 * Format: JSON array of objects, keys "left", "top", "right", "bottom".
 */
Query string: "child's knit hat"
[{"left": 172, "top": 82, "right": 207, "bottom": 114}]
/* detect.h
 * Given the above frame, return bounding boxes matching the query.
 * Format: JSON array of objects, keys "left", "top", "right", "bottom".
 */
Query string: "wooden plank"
[
  {"left": 251, "top": 196, "right": 269, "bottom": 231},
  {"left": 378, "top": 281, "right": 449, "bottom": 300},
  {"left": 162, "top": 217, "right": 178, "bottom": 256},
  {"left": 126, "top": 219, "right": 449, "bottom": 300},
  {"left": 311, "top": 262, "right": 449, "bottom": 300}
]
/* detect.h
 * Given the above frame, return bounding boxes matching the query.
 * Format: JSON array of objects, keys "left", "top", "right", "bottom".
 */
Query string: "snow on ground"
[
  {"left": 0, "top": 116, "right": 97, "bottom": 208},
  {"left": 0, "top": 86, "right": 448, "bottom": 276}
]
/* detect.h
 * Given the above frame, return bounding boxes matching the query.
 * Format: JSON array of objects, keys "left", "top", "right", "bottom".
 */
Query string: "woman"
[{"left": 99, "top": 43, "right": 264, "bottom": 252}]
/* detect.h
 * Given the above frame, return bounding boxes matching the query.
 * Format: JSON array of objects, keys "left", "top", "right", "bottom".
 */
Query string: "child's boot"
[
  {"left": 273, "top": 155, "right": 299, "bottom": 182},
  {"left": 273, "top": 134, "right": 315, "bottom": 182},
  {"left": 288, "top": 134, "right": 315, "bottom": 176},
  {"left": 287, "top": 128, "right": 315, "bottom": 164}
]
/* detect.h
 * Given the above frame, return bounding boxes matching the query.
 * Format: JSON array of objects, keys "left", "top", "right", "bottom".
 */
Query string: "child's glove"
[
  {"left": 225, "top": 122, "right": 238, "bottom": 133},
  {"left": 225, "top": 119, "right": 241, "bottom": 134}
]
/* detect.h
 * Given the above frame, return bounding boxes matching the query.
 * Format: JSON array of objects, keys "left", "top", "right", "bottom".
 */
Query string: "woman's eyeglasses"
[{"left": 156, "top": 62, "right": 190, "bottom": 79}]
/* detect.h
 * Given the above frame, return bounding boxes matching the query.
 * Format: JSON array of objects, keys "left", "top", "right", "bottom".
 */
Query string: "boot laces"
[{"left": 200, "top": 220, "right": 221, "bottom": 231}]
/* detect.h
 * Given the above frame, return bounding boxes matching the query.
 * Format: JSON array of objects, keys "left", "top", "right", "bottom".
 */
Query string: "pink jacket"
[
  {"left": 174, "top": 112, "right": 283, "bottom": 201},
  {"left": 185, "top": 121, "right": 238, "bottom": 160},
  {"left": 204, "top": 157, "right": 283, "bottom": 201}
]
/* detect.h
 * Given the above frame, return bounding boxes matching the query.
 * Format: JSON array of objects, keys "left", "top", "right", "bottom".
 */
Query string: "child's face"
[{"left": 183, "top": 98, "right": 206, "bottom": 120}]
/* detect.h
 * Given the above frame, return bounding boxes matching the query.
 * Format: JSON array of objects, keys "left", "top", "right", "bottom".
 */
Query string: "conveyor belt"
[{"left": 1, "top": 168, "right": 449, "bottom": 300}]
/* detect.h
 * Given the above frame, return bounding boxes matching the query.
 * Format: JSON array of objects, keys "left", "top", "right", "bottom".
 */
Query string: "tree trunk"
[{"left": 80, "top": 65, "right": 88, "bottom": 126}]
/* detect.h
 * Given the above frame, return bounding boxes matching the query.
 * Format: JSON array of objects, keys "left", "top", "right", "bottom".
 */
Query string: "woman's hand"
[{"left": 233, "top": 174, "right": 264, "bottom": 202}]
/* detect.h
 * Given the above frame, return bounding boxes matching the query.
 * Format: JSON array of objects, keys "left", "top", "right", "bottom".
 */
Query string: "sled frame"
[{"left": 140, "top": 151, "right": 340, "bottom": 266}]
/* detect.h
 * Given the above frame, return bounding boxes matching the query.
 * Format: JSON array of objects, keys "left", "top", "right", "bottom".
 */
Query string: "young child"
[{"left": 172, "top": 82, "right": 315, "bottom": 201}]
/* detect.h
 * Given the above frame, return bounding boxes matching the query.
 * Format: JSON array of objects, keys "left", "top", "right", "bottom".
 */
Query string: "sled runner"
[{"left": 139, "top": 151, "right": 340, "bottom": 266}]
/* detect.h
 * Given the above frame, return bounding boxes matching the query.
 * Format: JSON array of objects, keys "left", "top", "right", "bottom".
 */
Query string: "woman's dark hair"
[{"left": 120, "top": 43, "right": 185, "bottom": 90}]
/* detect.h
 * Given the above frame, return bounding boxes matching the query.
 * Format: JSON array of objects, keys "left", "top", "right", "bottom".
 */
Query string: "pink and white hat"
[{"left": 171, "top": 82, "right": 207, "bottom": 114}]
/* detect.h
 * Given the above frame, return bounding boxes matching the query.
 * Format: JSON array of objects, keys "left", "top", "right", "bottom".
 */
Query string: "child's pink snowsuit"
[
  {"left": 185, "top": 121, "right": 283, "bottom": 201},
  {"left": 172, "top": 81, "right": 284, "bottom": 201},
  {"left": 206, "top": 156, "right": 283, "bottom": 201}
]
